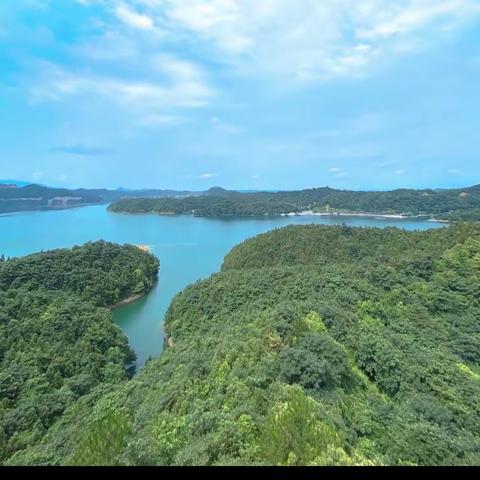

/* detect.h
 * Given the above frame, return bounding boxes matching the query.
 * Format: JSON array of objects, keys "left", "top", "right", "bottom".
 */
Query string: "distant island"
[{"left": 108, "top": 184, "right": 480, "bottom": 221}]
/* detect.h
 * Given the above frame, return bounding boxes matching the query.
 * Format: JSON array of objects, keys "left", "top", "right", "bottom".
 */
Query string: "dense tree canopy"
[
  {"left": 0, "top": 241, "right": 159, "bottom": 463},
  {"left": 108, "top": 184, "right": 480, "bottom": 220},
  {"left": 7, "top": 223, "right": 480, "bottom": 466}
]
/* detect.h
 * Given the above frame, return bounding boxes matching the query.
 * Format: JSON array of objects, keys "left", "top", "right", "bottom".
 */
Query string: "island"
[{"left": 108, "top": 184, "right": 480, "bottom": 221}]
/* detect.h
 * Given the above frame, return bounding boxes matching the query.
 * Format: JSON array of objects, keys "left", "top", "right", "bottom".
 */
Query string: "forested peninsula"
[
  {"left": 108, "top": 184, "right": 480, "bottom": 220},
  {"left": 5, "top": 223, "right": 480, "bottom": 466},
  {"left": 0, "top": 242, "right": 159, "bottom": 462}
]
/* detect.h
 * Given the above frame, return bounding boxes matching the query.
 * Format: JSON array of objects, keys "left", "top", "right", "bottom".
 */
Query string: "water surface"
[{"left": 0, "top": 205, "right": 445, "bottom": 369}]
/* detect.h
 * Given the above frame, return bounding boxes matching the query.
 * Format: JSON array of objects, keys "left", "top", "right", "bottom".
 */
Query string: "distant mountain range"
[
  {"left": 0, "top": 182, "right": 235, "bottom": 214},
  {"left": 3, "top": 181, "right": 480, "bottom": 221}
]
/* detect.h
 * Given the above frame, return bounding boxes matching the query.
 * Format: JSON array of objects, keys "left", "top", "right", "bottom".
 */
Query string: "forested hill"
[
  {"left": 11, "top": 223, "right": 480, "bottom": 466},
  {"left": 108, "top": 184, "right": 480, "bottom": 219},
  {"left": 0, "top": 242, "right": 159, "bottom": 463},
  {"left": 0, "top": 183, "right": 200, "bottom": 214}
]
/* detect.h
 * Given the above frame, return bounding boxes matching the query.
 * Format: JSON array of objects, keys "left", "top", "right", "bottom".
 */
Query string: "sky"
[{"left": 1, "top": 0, "right": 480, "bottom": 191}]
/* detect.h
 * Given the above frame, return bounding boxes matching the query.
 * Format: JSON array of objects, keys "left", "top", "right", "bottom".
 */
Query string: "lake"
[{"left": 0, "top": 205, "right": 445, "bottom": 370}]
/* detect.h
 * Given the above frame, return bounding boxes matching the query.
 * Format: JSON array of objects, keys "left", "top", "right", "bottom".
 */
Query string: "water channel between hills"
[{"left": 0, "top": 205, "right": 445, "bottom": 369}]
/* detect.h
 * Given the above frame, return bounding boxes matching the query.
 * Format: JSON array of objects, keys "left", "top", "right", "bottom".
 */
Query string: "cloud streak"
[
  {"left": 29, "top": 54, "right": 214, "bottom": 116},
  {"left": 49, "top": 144, "right": 116, "bottom": 156},
  {"left": 199, "top": 173, "right": 218, "bottom": 179}
]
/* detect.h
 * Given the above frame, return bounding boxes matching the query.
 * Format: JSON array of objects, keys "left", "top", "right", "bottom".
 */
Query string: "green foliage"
[
  {"left": 68, "top": 396, "right": 133, "bottom": 466},
  {"left": 0, "top": 240, "right": 159, "bottom": 307},
  {"left": 303, "top": 311, "right": 327, "bottom": 334},
  {"left": 261, "top": 385, "right": 343, "bottom": 465},
  {"left": 0, "top": 241, "right": 159, "bottom": 463},
  {"left": 109, "top": 184, "right": 480, "bottom": 220},
  {"left": 6, "top": 223, "right": 480, "bottom": 466},
  {"left": 280, "top": 333, "right": 349, "bottom": 390},
  {"left": 150, "top": 413, "right": 189, "bottom": 465}
]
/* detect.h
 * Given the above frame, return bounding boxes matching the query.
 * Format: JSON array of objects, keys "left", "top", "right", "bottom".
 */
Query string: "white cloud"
[
  {"left": 199, "top": 173, "right": 218, "bottom": 179},
  {"left": 145, "top": 0, "right": 480, "bottom": 81},
  {"left": 26, "top": 8, "right": 216, "bottom": 121},
  {"left": 65, "top": 0, "right": 480, "bottom": 106},
  {"left": 356, "top": 0, "right": 480, "bottom": 40},
  {"left": 22, "top": 0, "right": 480, "bottom": 134},
  {"left": 114, "top": 3, "right": 155, "bottom": 30},
  {"left": 329, "top": 167, "right": 347, "bottom": 178},
  {"left": 29, "top": 56, "right": 214, "bottom": 114},
  {"left": 59, "top": 173, "right": 68, "bottom": 182},
  {"left": 395, "top": 169, "right": 406, "bottom": 174},
  {"left": 164, "top": 0, "right": 253, "bottom": 53}
]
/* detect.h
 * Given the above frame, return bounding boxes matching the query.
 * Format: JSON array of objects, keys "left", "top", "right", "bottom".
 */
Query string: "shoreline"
[
  {"left": 109, "top": 207, "right": 451, "bottom": 224},
  {"left": 281, "top": 211, "right": 451, "bottom": 222},
  {"left": 282, "top": 211, "right": 412, "bottom": 219},
  {"left": 111, "top": 293, "right": 146, "bottom": 309},
  {"left": 0, "top": 201, "right": 104, "bottom": 216},
  {"left": 111, "top": 278, "right": 158, "bottom": 310}
]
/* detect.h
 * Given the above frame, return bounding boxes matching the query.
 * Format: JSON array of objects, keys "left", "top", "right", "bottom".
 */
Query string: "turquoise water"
[{"left": 0, "top": 205, "right": 445, "bottom": 370}]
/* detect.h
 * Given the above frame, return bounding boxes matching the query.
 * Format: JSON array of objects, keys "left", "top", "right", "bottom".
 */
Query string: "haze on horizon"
[{"left": 1, "top": 0, "right": 480, "bottom": 191}]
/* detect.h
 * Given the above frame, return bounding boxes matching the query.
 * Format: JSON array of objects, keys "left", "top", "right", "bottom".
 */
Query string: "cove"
[{"left": 0, "top": 205, "right": 445, "bottom": 369}]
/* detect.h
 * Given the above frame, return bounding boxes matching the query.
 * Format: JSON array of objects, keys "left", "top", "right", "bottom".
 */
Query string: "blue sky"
[{"left": 1, "top": 0, "right": 480, "bottom": 191}]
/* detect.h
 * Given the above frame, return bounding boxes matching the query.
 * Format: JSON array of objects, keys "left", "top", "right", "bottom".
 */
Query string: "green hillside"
[
  {"left": 0, "top": 242, "right": 159, "bottom": 462},
  {"left": 7, "top": 223, "right": 480, "bottom": 466},
  {"left": 109, "top": 184, "right": 480, "bottom": 220}
]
